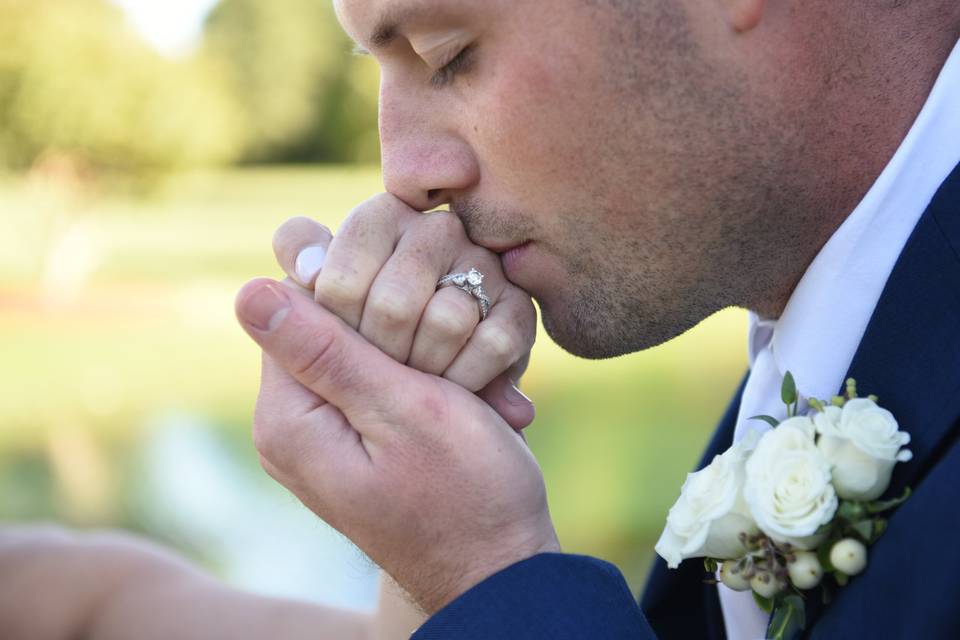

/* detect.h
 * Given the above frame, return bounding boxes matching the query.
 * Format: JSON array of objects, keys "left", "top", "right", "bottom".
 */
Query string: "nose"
[{"left": 379, "top": 86, "right": 480, "bottom": 211}]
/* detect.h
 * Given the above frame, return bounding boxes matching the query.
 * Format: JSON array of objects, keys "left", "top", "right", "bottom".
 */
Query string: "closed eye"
[{"left": 430, "top": 45, "right": 474, "bottom": 88}]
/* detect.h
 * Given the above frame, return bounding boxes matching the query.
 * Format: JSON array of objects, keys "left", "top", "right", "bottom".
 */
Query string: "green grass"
[{"left": 0, "top": 165, "right": 748, "bottom": 593}]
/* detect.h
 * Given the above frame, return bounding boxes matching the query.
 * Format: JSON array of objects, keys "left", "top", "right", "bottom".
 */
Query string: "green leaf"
[
  {"left": 750, "top": 415, "right": 781, "bottom": 429},
  {"left": 837, "top": 500, "right": 866, "bottom": 522},
  {"left": 817, "top": 544, "right": 835, "bottom": 572},
  {"left": 814, "top": 520, "right": 835, "bottom": 536},
  {"left": 781, "top": 371, "right": 798, "bottom": 407},
  {"left": 848, "top": 520, "right": 874, "bottom": 543},
  {"left": 754, "top": 592, "right": 774, "bottom": 614},
  {"left": 767, "top": 595, "right": 806, "bottom": 640},
  {"left": 866, "top": 487, "right": 912, "bottom": 514},
  {"left": 704, "top": 558, "right": 719, "bottom": 574}
]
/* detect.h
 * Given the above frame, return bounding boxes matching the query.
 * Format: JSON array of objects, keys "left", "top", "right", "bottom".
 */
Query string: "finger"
[
  {"left": 272, "top": 216, "right": 334, "bottom": 288},
  {"left": 475, "top": 372, "right": 535, "bottom": 432},
  {"left": 404, "top": 242, "right": 507, "bottom": 374},
  {"left": 235, "top": 278, "right": 429, "bottom": 438},
  {"left": 313, "top": 194, "right": 414, "bottom": 329},
  {"left": 406, "top": 286, "right": 479, "bottom": 374},
  {"left": 442, "top": 287, "right": 537, "bottom": 392},
  {"left": 359, "top": 211, "right": 470, "bottom": 362}
]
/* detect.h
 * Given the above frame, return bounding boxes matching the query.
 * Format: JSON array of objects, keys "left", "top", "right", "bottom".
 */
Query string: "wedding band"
[{"left": 437, "top": 267, "right": 491, "bottom": 321}]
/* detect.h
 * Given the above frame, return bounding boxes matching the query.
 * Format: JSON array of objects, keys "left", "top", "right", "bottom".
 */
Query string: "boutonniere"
[{"left": 655, "top": 373, "right": 913, "bottom": 640}]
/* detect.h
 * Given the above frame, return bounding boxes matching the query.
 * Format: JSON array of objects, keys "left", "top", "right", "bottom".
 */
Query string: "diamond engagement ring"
[{"left": 436, "top": 267, "right": 491, "bottom": 321}]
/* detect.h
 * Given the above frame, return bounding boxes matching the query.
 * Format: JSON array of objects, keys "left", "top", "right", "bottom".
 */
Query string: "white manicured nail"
[{"left": 295, "top": 245, "right": 326, "bottom": 285}]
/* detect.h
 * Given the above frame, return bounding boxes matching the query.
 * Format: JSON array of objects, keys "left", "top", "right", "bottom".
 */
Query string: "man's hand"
[
  {"left": 235, "top": 279, "right": 561, "bottom": 613},
  {"left": 270, "top": 194, "right": 537, "bottom": 430}
]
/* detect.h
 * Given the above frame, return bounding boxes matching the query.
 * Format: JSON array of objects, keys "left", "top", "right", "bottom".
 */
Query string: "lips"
[
  {"left": 499, "top": 241, "right": 532, "bottom": 277},
  {"left": 500, "top": 241, "right": 531, "bottom": 258},
  {"left": 473, "top": 238, "right": 531, "bottom": 255},
  {"left": 449, "top": 201, "right": 530, "bottom": 255},
  {"left": 472, "top": 239, "right": 521, "bottom": 254}
]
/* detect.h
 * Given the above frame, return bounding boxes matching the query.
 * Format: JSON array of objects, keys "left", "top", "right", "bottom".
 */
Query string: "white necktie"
[
  {"left": 719, "top": 315, "right": 782, "bottom": 640},
  {"left": 734, "top": 317, "right": 787, "bottom": 444}
]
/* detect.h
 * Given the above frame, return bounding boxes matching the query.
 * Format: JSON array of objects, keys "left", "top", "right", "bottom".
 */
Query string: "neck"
[{"left": 751, "top": 6, "right": 960, "bottom": 319}]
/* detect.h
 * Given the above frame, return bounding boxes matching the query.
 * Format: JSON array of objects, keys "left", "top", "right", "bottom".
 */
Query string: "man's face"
[{"left": 335, "top": 0, "right": 804, "bottom": 358}]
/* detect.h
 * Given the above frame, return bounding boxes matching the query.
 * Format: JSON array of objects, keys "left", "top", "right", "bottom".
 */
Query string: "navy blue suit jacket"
[{"left": 413, "top": 162, "right": 960, "bottom": 639}]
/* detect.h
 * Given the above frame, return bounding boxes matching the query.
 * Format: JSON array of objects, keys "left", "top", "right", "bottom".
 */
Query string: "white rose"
[
  {"left": 813, "top": 398, "right": 913, "bottom": 501},
  {"left": 655, "top": 435, "right": 757, "bottom": 569},
  {"left": 744, "top": 417, "right": 837, "bottom": 549}
]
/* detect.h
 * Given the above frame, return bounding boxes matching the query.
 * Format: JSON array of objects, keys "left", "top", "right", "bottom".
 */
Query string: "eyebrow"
[
  {"left": 352, "top": 4, "right": 424, "bottom": 56},
  {"left": 351, "top": 24, "right": 397, "bottom": 56}
]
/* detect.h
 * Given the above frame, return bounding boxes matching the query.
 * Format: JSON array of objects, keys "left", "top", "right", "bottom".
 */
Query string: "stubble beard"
[
  {"left": 456, "top": 197, "right": 716, "bottom": 360},
  {"left": 535, "top": 216, "right": 717, "bottom": 360}
]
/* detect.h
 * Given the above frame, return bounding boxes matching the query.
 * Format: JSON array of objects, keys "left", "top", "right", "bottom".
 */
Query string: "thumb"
[
  {"left": 235, "top": 278, "right": 420, "bottom": 434},
  {"left": 477, "top": 372, "right": 535, "bottom": 432}
]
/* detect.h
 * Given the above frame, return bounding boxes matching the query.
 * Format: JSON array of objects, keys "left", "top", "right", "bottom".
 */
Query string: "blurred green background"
[{"left": 0, "top": 0, "right": 748, "bottom": 609}]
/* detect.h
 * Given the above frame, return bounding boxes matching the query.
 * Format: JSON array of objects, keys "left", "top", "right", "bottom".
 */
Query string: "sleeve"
[{"left": 411, "top": 553, "right": 656, "bottom": 639}]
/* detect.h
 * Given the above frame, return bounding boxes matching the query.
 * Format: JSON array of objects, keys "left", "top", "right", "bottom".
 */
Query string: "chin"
[
  {"left": 539, "top": 302, "right": 639, "bottom": 360},
  {"left": 538, "top": 293, "right": 693, "bottom": 360}
]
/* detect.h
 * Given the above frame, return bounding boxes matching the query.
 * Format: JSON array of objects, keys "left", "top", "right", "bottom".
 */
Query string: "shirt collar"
[{"left": 750, "top": 38, "right": 960, "bottom": 403}]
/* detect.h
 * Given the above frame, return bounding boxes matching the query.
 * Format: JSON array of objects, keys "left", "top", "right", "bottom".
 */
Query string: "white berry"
[
  {"left": 787, "top": 551, "right": 823, "bottom": 589},
  {"left": 719, "top": 560, "right": 751, "bottom": 592},
  {"left": 830, "top": 538, "right": 867, "bottom": 576},
  {"left": 750, "top": 572, "right": 783, "bottom": 599}
]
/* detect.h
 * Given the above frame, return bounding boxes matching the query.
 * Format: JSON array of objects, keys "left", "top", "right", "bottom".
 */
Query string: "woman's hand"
[{"left": 271, "top": 193, "right": 537, "bottom": 430}]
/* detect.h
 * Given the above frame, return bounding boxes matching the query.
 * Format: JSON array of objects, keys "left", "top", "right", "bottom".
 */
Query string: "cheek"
[
  {"left": 468, "top": 52, "right": 644, "bottom": 232},
  {"left": 470, "top": 54, "right": 600, "bottom": 208}
]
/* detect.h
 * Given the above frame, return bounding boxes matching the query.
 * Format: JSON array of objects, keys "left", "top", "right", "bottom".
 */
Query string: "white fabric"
[{"left": 718, "top": 38, "right": 960, "bottom": 640}]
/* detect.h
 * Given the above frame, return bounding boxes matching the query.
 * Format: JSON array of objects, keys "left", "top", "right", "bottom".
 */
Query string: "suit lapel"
[
  {"left": 843, "top": 161, "right": 960, "bottom": 497},
  {"left": 801, "top": 161, "right": 960, "bottom": 633},
  {"left": 644, "top": 163, "right": 960, "bottom": 638}
]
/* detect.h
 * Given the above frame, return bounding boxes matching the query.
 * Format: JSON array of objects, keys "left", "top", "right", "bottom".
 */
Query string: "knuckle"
[
  {"left": 251, "top": 411, "right": 281, "bottom": 462},
  {"left": 371, "top": 191, "right": 408, "bottom": 211},
  {"left": 477, "top": 322, "right": 518, "bottom": 364},
  {"left": 346, "top": 193, "right": 407, "bottom": 229},
  {"left": 338, "top": 211, "right": 381, "bottom": 245},
  {"left": 425, "top": 210, "right": 465, "bottom": 240},
  {"left": 515, "top": 297, "right": 538, "bottom": 344},
  {"left": 314, "top": 271, "right": 361, "bottom": 310},
  {"left": 425, "top": 301, "right": 475, "bottom": 338},
  {"left": 367, "top": 286, "right": 418, "bottom": 327},
  {"left": 256, "top": 453, "right": 278, "bottom": 479},
  {"left": 464, "top": 244, "right": 500, "bottom": 268},
  {"left": 501, "top": 288, "right": 538, "bottom": 343}
]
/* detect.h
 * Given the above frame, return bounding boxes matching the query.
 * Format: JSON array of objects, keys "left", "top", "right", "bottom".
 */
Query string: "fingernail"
[
  {"left": 242, "top": 283, "right": 291, "bottom": 332},
  {"left": 504, "top": 383, "right": 533, "bottom": 407},
  {"left": 295, "top": 245, "right": 327, "bottom": 285}
]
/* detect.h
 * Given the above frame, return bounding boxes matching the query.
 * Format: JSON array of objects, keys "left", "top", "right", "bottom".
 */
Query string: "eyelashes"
[{"left": 430, "top": 45, "right": 474, "bottom": 88}]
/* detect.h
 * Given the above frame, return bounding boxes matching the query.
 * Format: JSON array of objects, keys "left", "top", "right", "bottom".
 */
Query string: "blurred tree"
[
  {"left": 0, "top": 0, "right": 242, "bottom": 177},
  {"left": 202, "top": 0, "right": 380, "bottom": 164}
]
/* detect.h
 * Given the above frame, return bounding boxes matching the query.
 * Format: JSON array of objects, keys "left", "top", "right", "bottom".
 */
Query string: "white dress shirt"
[{"left": 718, "top": 38, "right": 960, "bottom": 640}]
